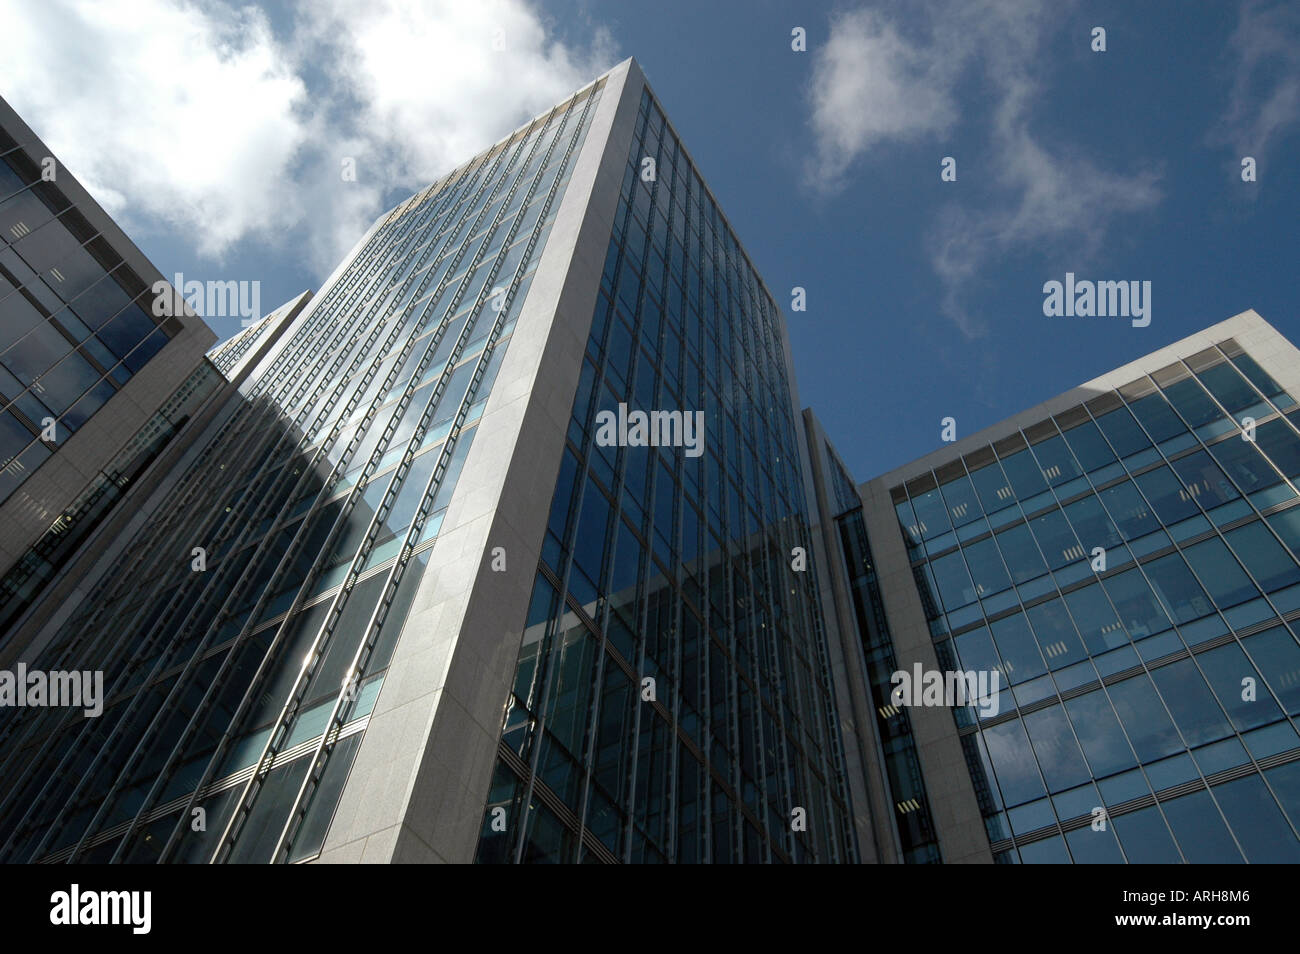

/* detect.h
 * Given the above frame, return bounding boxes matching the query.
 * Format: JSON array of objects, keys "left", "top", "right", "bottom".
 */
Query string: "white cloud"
[
  {"left": 804, "top": 8, "right": 957, "bottom": 191},
  {"left": 0, "top": 0, "right": 617, "bottom": 272},
  {"left": 1209, "top": 0, "right": 1300, "bottom": 164},
  {"left": 803, "top": 1, "right": 1163, "bottom": 337}
]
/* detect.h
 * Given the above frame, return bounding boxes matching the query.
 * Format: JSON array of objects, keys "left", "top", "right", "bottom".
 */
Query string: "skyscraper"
[
  {"left": 7, "top": 53, "right": 1297, "bottom": 869},
  {"left": 0, "top": 94, "right": 216, "bottom": 658},
  {"left": 0, "top": 59, "right": 858, "bottom": 864},
  {"left": 815, "top": 309, "right": 1300, "bottom": 863}
]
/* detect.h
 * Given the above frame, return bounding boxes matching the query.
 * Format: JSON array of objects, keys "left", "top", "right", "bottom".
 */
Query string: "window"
[
  {"left": 963, "top": 536, "right": 1011, "bottom": 598},
  {"left": 1224, "top": 521, "right": 1300, "bottom": 593},
  {"left": 1099, "top": 481, "right": 1159, "bottom": 540},
  {"left": 1102, "top": 568, "right": 1170, "bottom": 639},
  {"left": 995, "top": 522, "right": 1048, "bottom": 584},
  {"left": 1183, "top": 535, "right": 1259, "bottom": 608},
  {"left": 1149, "top": 657, "right": 1232, "bottom": 746},
  {"left": 1144, "top": 552, "right": 1212, "bottom": 622},
  {"left": 1129, "top": 391, "right": 1187, "bottom": 443},
  {"left": 1134, "top": 466, "right": 1199, "bottom": 524},
  {"left": 990, "top": 614, "right": 1047, "bottom": 685},
  {"left": 1060, "top": 419, "right": 1116, "bottom": 473},
  {"left": 1064, "top": 584, "right": 1127, "bottom": 654},
  {"left": 1094, "top": 405, "right": 1151, "bottom": 458},
  {"left": 1106, "top": 673, "right": 1182, "bottom": 762},
  {"left": 1064, "top": 688, "right": 1137, "bottom": 777}
]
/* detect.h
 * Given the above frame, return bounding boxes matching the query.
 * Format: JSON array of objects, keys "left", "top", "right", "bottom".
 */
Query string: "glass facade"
[
  {"left": 0, "top": 79, "right": 603, "bottom": 863},
  {"left": 826, "top": 450, "right": 941, "bottom": 862},
  {"left": 887, "top": 338, "right": 1300, "bottom": 862},
  {"left": 0, "top": 126, "right": 178, "bottom": 505},
  {"left": 474, "top": 87, "right": 856, "bottom": 864}
]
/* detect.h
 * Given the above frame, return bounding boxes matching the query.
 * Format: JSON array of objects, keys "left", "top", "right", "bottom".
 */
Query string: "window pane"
[
  {"left": 1171, "top": 450, "right": 1239, "bottom": 507},
  {"left": 1026, "top": 598, "right": 1086, "bottom": 670},
  {"left": 929, "top": 549, "right": 975, "bottom": 610},
  {"left": 1212, "top": 774, "right": 1300, "bottom": 863},
  {"left": 1164, "top": 376, "right": 1226, "bottom": 429},
  {"left": 1112, "top": 803, "right": 1181, "bottom": 862},
  {"left": 1159, "top": 789, "right": 1243, "bottom": 863},
  {"left": 1099, "top": 481, "right": 1159, "bottom": 540},
  {"left": 1063, "top": 495, "right": 1121, "bottom": 550},
  {"left": 995, "top": 523, "right": 1048, "bottom": 583},
  {"left": 1029, "top": 435, "right": 1082, "bottom": 487},
  {"left": 1001, "top": 448, "right": 1048, "bottom": 498},
  {"left": 1197, "top": 641, "right": 1282, "bottom": 730},
  {"left": 1094, "top": 405, "right": 1150, "bottom": 457},
  {"left": 1256, "top": 418, "right": 1300, "bottom": 479},
  {"left": 1029, "top": 508, "right": 1084, "bottom": 569},
  {"left": 1064, "top": 584, "right": 1128, "bottom": 654},
  {"left": 938, "top": 475, "right": 982, "bottom": 527},
  {"left": 1149, "top": 657, "right": 1232, "bottom": 746},
  {"left": 1128, "top": 391, "right": 1186, "bottom": 443},
  {"left": 1134, "top": 465, "right": 1199, "bottom": 524},
  {"left": 1106, "top": 673, "right": 1182, "bottom": 762},
  {"left": 1210, "top": 438, "right": 1280, "bottom": 495},
  {"left": 982, "top": 719, "right": 1046, "bottom": 806},
  {"left": 990, "top": 614, "right": 1046, "bottom": 684},
  {"left": 1064, "top": 688, "right": 1136, "bottom": 777},
  {"left": 1182, "top": 535, "right": 1258, "bottom": 608},
  {"left": 969, "top": 460, "right": 1016, "bottom": 514},
  {"left": 1198, "top": 362, "right": 1260, "bottom": 415},
  {"left": 1144, "top": 552, "right": 1212, "bottom": 623},
  {"left": 1061, "top": 419, "right": 1116, "bottom": 472},
  {"left": 1225, "top": 521, "right": 1300, "bottom": 593},
  {"left": 910, "top": 487, "right": 951, "bottom": 540},
  {"left": 1242, "top": 626, "right": 1300, "bottom": 715},
  {"left": 1231, "top": 353, "right": 1284, "bottom": 399},
  {"left": 1102, "top": 568, "right": 1171, "bottom": 638},
  {"left": 1023, "top": 705, "right": 1091, "bottom": 792},
  {"left": 964, "top": 536, "right": 1011, "bottom": 598}
]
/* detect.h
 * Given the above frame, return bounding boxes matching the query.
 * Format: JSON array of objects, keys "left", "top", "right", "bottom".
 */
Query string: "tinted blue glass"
[
  {"left": 1029, "top": 509, "right": 1083, "bottom": 569},
  {"left": 1094, "top": 406, "right": 1150, "bottom": 457},
  {"left": 1144, "top": 552, "right": 1212, "bottom": 623},
  {"left": 1171, "top": 450, "right": 1239, "bottom": 507},
  {"left": 1211, "top": 774, "right": 1300, "bottom": 862},
  {"left": 1060, "top": 420, "right": 1115, "bottom": 472},
  {"left": 1064, "top": 688, "right": 1137, "bottom": 777},
  {"left": 1128, "top": 391, "right": 1186, "bottom": 443},
  {"left": 1256, "top": 418, "right": 1300, "bottom": 479},
  {"left": 983, "top": 719, "right": 1046, "bottom": 806},
  {"left": 1160, "top": 789, "right": 1244, "bottom": 862},
  {"left": 1164, "top": 376, "right": 1227, "bottom": 429},
  {"left": 969, "top": 460, "right": 1016, "bottom": 514},
  {"left": 995, "top": 523, "right": 1048, "bottom": 583},
  {"left": 964, "top": 536, "right": 1011, "bottom": 598},
  {"left": 1106, "top": 674, "right": 1182, "bottom": 762},
  {"left": 990, "top": 614, "right": 1047, "bottom": 684},
  {"left": 1209, "top": 437, "right": 1280, "bottom": 494},
  {"left": 1103, "top": 568, "right": 1171, "bottom": 639},
  {"left": 1023, "top": 704, "right": 1091, "bottom": 792},
  {"left": 1149, "top": 658, "right": 1232, "bottom": 746},
  {"left": 1198, "top": 362, "right": 1260, "bottom": 414},
  {"left": 1099, "top": 481, "right": 1159, "bottom": 540}
]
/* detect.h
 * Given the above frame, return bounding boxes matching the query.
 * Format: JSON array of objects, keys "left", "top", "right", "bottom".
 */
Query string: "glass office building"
[
  {"left": 0, "top": 59, "right": 858, "bottom": 864},
  {"left": 834, "top": 310, "right": 1300, "bottom": 863},
  {"left": 473, "top": 78, "right": 854, "bottom": 864},
  {"left": 0, "top": 94, "right": 215, "bottom": 629}
]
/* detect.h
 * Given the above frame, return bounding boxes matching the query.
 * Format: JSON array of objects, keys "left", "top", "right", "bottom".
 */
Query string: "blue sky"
[{"left": 3, "top": 0, "right": 1296, "bottom": 482}]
